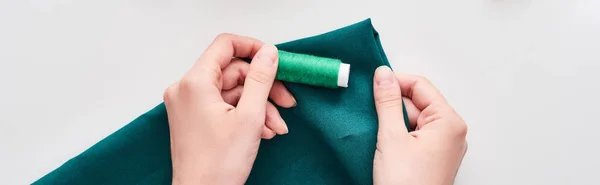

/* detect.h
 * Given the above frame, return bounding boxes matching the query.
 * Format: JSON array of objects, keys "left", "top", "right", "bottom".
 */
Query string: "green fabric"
[{"left": 34, "top": 19, "right": 409, "bottom": 185}]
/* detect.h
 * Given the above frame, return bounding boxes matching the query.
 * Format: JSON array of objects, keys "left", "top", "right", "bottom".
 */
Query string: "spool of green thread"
[{"left": 276, "top": 50, "right": 350, "bottom": 88}]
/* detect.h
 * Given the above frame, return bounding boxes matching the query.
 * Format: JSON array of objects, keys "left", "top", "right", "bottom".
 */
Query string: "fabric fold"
[{"left": 34, "top": 18, "right": 408, "bottom": 185}]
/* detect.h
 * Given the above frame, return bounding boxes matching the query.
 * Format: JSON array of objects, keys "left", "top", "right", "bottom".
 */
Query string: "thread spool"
[{"left": 276, "top": 50, "right": 350, "bottom": 88}]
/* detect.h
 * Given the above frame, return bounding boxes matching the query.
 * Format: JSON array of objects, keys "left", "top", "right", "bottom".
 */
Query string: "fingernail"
[
  {"left": 281, "top": 118, "right": 289, "bottom": 134},
  {"left": 375, "top": 66, "right": 395, "bottom": 87},
  {"left": 255, "top": 44, "right": 278, "bottom": 66},
  {"left": 290, "top": 96, "right": 297, "bottom": 107}
]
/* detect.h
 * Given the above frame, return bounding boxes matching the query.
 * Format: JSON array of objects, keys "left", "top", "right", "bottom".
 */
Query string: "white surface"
[
  {"left": 1, "top": 0, "right": 599, "bottom": 184},
  {"left": 338, "top": 63, "right": 350, "bottom": 87}
]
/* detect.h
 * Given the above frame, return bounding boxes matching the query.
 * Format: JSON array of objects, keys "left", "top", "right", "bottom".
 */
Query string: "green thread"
[{"left": 276, "top": 50, "right": 341, "bottom": 88}]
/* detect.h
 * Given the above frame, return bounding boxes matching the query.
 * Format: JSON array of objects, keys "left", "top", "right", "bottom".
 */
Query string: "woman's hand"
[
  {"left": 372, "top": 66, "right": 468, "bottom": 185},
  {"left": 163, "top": 34, "right": 295, "bottom": 185}
]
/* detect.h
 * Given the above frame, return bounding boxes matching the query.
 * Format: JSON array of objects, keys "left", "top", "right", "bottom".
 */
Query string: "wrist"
[{"left": 172, "top": 164, "right": 248, "bottom": 185}]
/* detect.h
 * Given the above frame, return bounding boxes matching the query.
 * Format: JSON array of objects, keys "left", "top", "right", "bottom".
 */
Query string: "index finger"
[
  {"left": 180, "top": 34, "right": 263, "bottom": 100},
  {"left": 395, "top": 74, "right": 447, "bottom": 111},
  {"left": 188, "top": 33, "right": 264, "bottom": 78},
  {"left": 396, "top": 73, "right": 467, "bottom": 138},
  {"left": 200, "top": 33, "right": 264, "bottom": 69}
]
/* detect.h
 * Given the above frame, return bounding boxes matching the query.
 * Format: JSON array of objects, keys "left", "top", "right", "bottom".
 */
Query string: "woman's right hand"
[{"left": 371, "top": 66, "right": 468, "bottom": 185}]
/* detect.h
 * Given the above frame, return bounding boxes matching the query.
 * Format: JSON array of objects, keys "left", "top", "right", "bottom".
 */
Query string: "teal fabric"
[{"left": 34, "top": 19, "right": 409, "bottom": 185}]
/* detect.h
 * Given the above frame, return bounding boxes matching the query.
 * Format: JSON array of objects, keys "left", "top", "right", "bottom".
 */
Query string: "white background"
[{"left": 1, "top": 0, "right": 599, "bottom": 184}]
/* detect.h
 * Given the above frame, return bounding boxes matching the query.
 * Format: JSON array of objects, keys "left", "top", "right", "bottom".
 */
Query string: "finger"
[
  {"left": 373, "top": 66, "right": 408, "bottom": 138},
  {"left": 237, "top": 45, "right": 279, "bottom": 118},
  {"left": 222, "top": 60, "right": 296, "bottom": 108},
  {"left": 197, "top": 33, "right": 263, "bottom": 71},
  {"left": 265, "top": 102, "right": 289, "bottom": 135},
  {"left": 221, "top": 85, "right": 244, "bottom": 106},
  {"left": 396, "top": 74, "right": 467, "bottom": 137},
  {"left": 224, "top": 86, "right": 282, "bottom": 139},
  {"left": 261, "top": 126, "right": 276, "bottom": 139},
  {"left": 269, "top": 81, "right": 296, "bottom": 108},
  {"left": 402, "top": 97, "right": 421, "bottom": 130},
  {"left": 180, "top": 34, "right": 263, "bottom": 102},
  {"left": 402, "top": 98, "right": 418, "bottom": 127},
  {"left": 221, "top": 59, "right": 248, "bottom": 91},
  {"left": 395, "top": 73, "right": 447, "bottom": 111}
]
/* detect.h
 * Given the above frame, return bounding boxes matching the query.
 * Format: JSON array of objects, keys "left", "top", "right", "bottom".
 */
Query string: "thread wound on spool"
[{"left": 276, "top": 50, "right": 348, "bottom": 88}]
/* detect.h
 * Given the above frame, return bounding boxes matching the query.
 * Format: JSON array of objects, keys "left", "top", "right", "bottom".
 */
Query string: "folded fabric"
[{"left": 34, "top": 19, "right": 409, "bottom": 185}]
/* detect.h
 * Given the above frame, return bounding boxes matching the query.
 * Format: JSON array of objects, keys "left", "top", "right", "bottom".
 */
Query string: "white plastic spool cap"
[{"left": 337, "top": 63, "right": 350, "bottom": 87}]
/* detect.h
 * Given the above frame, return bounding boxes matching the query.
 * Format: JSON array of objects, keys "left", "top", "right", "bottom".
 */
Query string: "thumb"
[
  {"left": 373, "top": 66, "right": 408, "bottom": 140},
  {"left": 237, "top": 44, "right": 279, "bottom": 118}
]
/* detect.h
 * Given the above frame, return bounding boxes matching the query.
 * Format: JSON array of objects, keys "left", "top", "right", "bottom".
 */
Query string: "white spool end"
[{"left": 337, "top": 63, "right": 350, "bottom": 88}]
